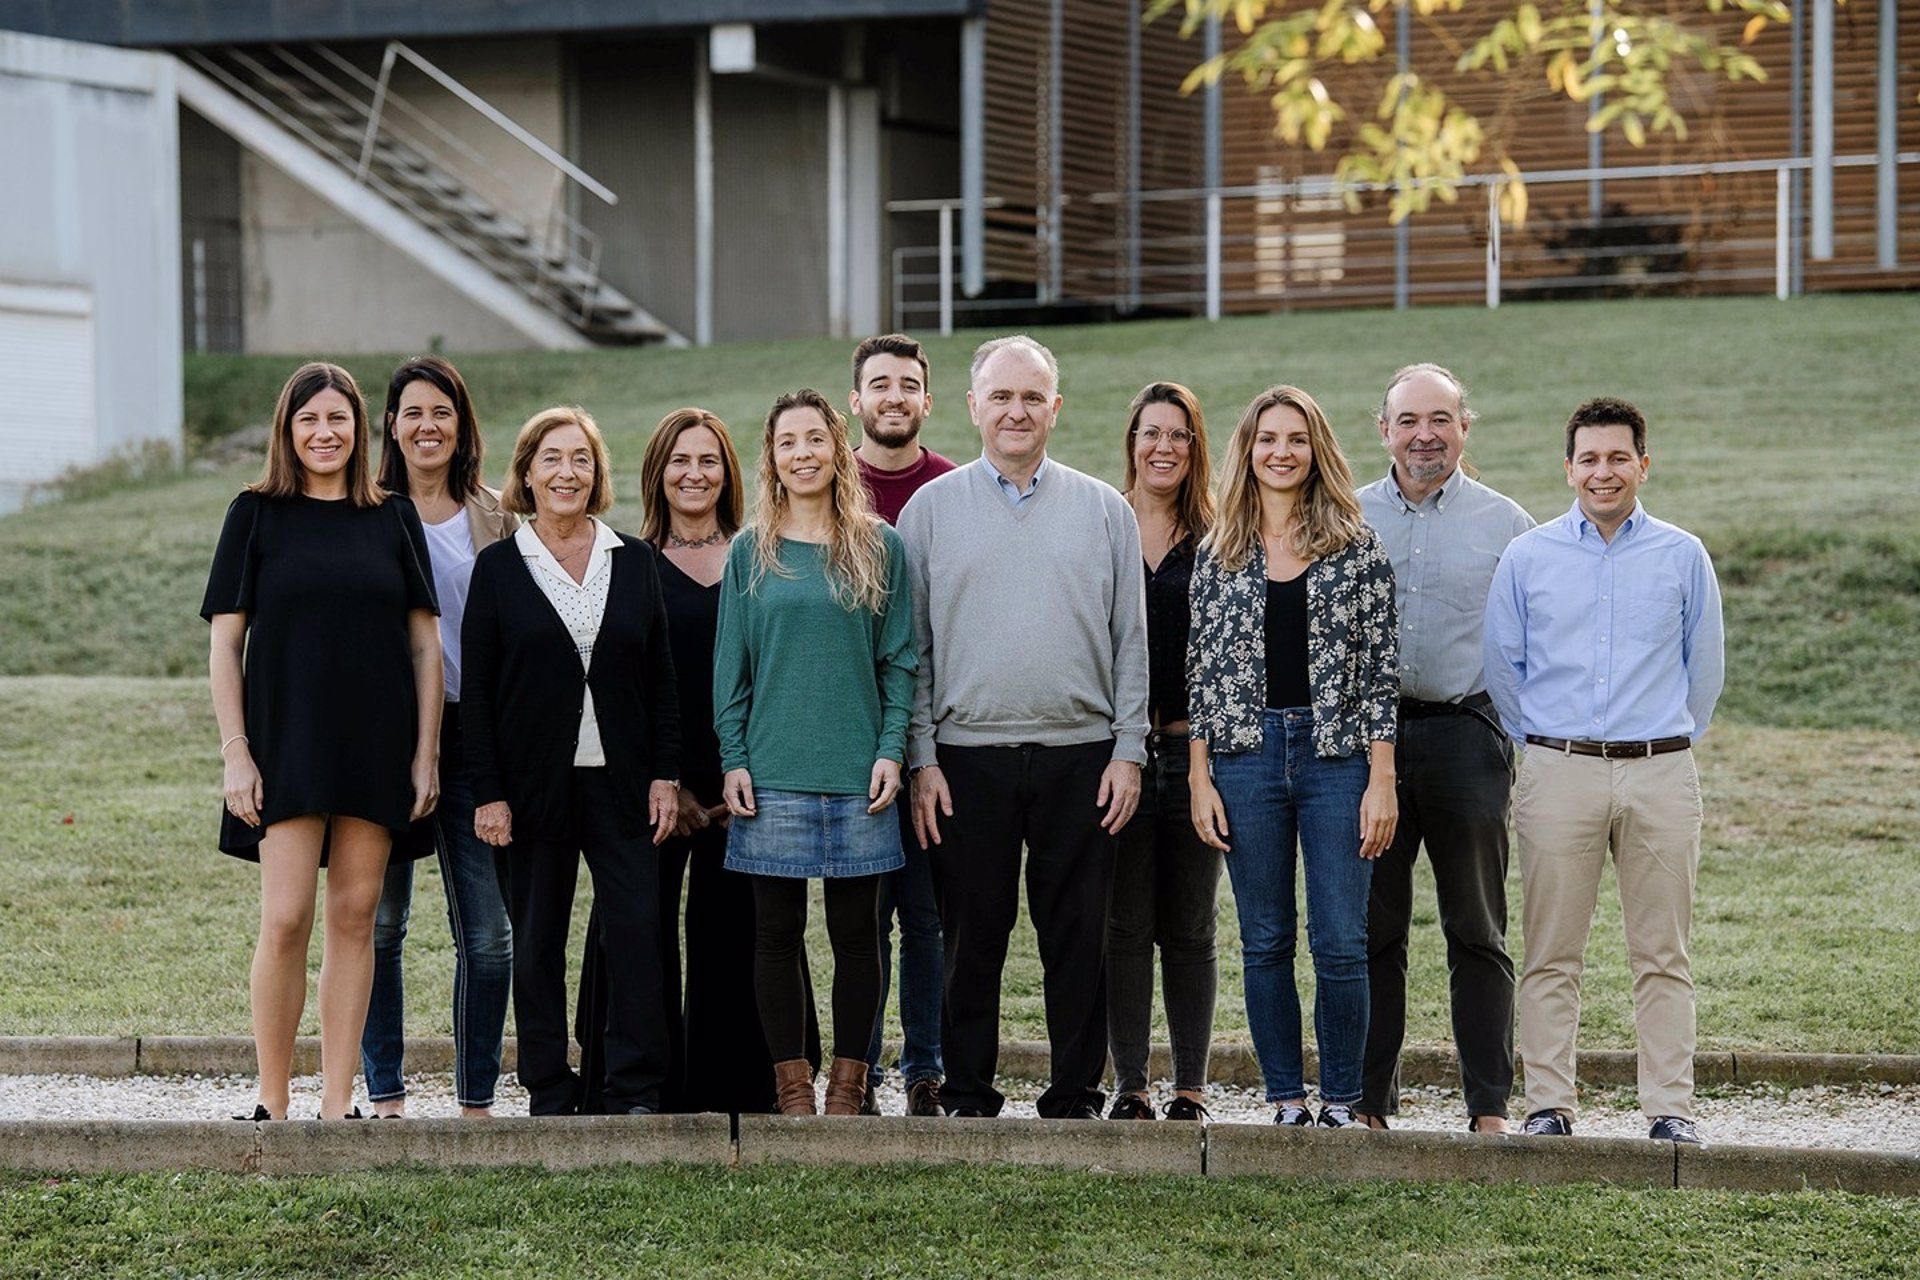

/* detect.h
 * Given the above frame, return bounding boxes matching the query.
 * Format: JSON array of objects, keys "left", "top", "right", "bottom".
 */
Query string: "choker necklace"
[{"left": 667, "top": 527, "right": 727, "bottom": 548}]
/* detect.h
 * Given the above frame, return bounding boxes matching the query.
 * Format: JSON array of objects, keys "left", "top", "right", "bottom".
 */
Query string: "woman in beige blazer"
[{"left": 362, "top": 355, "right": 520, "bottom": 1118}]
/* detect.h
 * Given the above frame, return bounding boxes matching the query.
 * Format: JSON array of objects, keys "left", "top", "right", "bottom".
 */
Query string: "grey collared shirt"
[{"left": 1357, "top": 467, "right": 1535, "bottom": 702}]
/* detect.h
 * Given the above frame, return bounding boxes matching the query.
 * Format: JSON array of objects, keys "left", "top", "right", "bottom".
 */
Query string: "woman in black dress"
[
  {"left": 203, "top": 361, "right": 443, "bottom": 1122},
  {"left": 463, "top": 406, "right": 681, "bottom": 1116}
]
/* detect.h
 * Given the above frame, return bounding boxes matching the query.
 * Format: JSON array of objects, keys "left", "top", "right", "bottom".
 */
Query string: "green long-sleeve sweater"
[{"left": 712, "top": 526, "right": 917, "bottom": 795}]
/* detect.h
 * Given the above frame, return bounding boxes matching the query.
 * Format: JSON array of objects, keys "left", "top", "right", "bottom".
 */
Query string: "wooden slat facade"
[{"left": 978, "top": 1, "right": 1918, "bottom": 314}]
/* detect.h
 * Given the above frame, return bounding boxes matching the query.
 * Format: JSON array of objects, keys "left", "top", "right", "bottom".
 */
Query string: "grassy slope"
[{"left": 5, "top": 1165, "right": 1919, "bottom": 1279}]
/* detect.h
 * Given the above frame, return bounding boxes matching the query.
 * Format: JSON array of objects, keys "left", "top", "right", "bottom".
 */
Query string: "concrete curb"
[
  {"left": 0, "top": 1037, "right": 1915, "bottom": 1090},
  {"left": 1, "top": 1115, "right": 1915, "bottom": 1197}
]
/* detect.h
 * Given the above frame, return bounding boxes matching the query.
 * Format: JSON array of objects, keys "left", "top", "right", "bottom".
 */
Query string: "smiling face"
[
  {"left": 1131, "top": 401, "right": 1193, "bottom": 500},
  {"left": 1250, "top": 403, "right": 1313, "bottom": 497},
  {"left": 968, "top": 344, "right": 1060, "bottom": 472},
  {"left": 852, "top": 351, "right": 931, "bottom": 449},
  {"left": 391, "top": 378, "right": 458, "bottom": 480},
  {"left": 291, "top": 386, "right": 355, "bottom": 486},
  {"left": 528, "top": 422, "right": 597, "bottom": 521},
  {"left": 772, "top": 406, "right": 837, "bottom": 500},
  {"left": 1565, "top": 422, "right": 1649, "bottom": 528},
  {"left": 1381, "top": 369, "right": 1468, "bottom": 494},
  {"left": 663, "top": 423, "right": 727, "bottom": 522}
]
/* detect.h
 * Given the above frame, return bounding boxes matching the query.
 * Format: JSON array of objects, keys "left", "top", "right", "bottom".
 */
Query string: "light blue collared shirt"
[
  {"left": 1483, "top": 501, "right": 1724, "bottom": 744},
  {"left": 984, "top": 455, "right": 1046, "bottom": 508}
]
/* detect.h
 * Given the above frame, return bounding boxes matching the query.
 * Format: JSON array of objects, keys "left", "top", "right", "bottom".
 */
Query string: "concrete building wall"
[{"left": 0, "top": 31, "right": 182, "bottom": 509}]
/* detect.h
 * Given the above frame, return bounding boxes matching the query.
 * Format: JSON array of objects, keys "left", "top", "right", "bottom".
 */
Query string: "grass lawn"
[
  {"left": 4, "top": 1164, "right": 1918, "bottom": 1278},
  {"left": 0, "top": 293, "right": 1915, "bottom": 1053}
]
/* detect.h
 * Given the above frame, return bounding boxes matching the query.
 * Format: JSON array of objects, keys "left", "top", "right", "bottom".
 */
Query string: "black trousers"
[
  {"left": 579, "top": 821, "right": 823, "bottom": 1115},
  {"left": 1360, "top": 704, "right": 1517, "bottom": 1118},
  {"left": 751, "top": 874, "right": 883, "bottom": 1063},
  {"left": 508, "top": 767, "right": 669, "bottom": 1116},
  {"left": 932, "top": 740, "right": 1117, "bottom": 1118}
]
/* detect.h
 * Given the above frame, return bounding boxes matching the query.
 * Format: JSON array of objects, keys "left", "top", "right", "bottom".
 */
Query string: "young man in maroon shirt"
[{"left": 848, "top": 333, "right": 953, "bottom": 1114}]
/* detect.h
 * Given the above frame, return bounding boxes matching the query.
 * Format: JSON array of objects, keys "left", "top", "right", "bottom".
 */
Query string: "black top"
[
  {"left": 1264, "top": 573, "right": 1312, "bottom": 711},
  {"left": 1145, "top": 533, "right": 1198, "bottom": 726},
  {"left": 461, "top": 530, "right": 681, "bottom": 843},
  {"left": 201, "top": 490, "right": 439, "bottom": 862},
  {"left": 657, "top": 554, "right": 723, "bottom": 806}
]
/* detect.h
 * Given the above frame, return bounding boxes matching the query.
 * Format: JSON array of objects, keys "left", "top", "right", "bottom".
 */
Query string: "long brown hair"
[
  {"left": 639, "top": 407, "right": 744, "bottom": 545},
  {"left": 378, "top": 355, "right": 484, "bottom": 501},
  {"left": 748, "top": 389, "right": 890, "bottom": 615},
  {"left": 1121, "top": 381, "right": 1215, "bottom": 539},
  {"left": 251, "top": 362, "right": 383, "bottom": 506},
  {"left": 1205, "top": 384, "right": 1365, "bottom": 572}
]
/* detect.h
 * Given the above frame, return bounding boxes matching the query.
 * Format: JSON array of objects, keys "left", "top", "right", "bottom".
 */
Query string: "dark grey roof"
[{"left": 0, "top": 0, "right": 981, "bottom": 47}]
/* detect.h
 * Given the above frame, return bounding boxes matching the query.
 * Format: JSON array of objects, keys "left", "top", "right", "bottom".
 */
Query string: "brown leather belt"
[{"left": 1525, "top": 734, "right": 1691, "bottom": 759}]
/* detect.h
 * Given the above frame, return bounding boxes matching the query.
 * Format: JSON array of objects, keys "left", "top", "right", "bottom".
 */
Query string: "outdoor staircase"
[{"left": 180, "top": 43, "right": 674, "bottom": 347}]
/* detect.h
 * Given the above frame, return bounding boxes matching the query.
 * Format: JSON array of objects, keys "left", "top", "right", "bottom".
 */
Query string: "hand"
[
  {"left": 648, "top": 780, "right": 678, "bottom": 846},
  {"left": 723, "top": 769, "right": 757, "bottom": 819},
  {"left": 223, "top": 747, "right": 264, "bottom": 828},
  {"left": 911, "top": 766, "right": 953, "bottom": 850},
  {"left": 1358, "top": 776, "right": 1397, "bottom": 860},
  {"left": 409, "top": 753, "right": 440, "bottom": 822},
  {"left": 868, "top": 758, "right": 904, "bottom": 814},
  {"left": 1096, "top": 760, "right": 1143, "bottom": 835},
  {"left": 1190, "top": 774, "right": 1231, "bottom": 853},
  {"left": 671, "top": 789, "right": 708, "bottom": 839},
  {"left": 474, "top": 800, "right": 513, "bottom": 847}
]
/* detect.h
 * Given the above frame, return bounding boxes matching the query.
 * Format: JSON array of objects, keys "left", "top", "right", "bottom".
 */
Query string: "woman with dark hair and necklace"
[
  {"left": 360, "top": 355, "right": 519, "bottom": 1120},
  {"left": 204, "top": 361, "right": 442, "bottom": 1122}
]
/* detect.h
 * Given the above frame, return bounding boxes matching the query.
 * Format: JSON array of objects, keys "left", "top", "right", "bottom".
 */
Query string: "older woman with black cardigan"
[{"left": 462, "top": 405, "right": 682, "bottom": 1116}]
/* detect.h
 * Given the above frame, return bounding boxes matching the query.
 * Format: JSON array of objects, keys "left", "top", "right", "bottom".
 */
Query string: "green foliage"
[{"left": 1152, "top": 0, "right": 1793, "bottom": 223}]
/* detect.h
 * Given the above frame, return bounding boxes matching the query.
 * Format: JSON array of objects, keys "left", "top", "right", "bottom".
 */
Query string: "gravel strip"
[{"left": 0, "top": 1072, "right": 1915, "bottom": 1154}]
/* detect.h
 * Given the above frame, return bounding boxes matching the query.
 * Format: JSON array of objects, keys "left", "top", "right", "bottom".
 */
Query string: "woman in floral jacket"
[{"left": 1187, "top": 384, "right": 1399, "bottom": 1129}]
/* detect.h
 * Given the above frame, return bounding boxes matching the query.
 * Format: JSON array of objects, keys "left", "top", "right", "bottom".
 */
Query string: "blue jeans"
[
  {"left": 867, "top": 804, "right": 945, "bottom": 1088},
  {"left": 362, "top": 712, "right": 514, "bottom": 1108},
  {"left": 1211, "top": 709, "right": 1373, "bottom": 1105}
]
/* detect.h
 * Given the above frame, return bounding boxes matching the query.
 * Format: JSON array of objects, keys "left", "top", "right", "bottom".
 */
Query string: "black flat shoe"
[
  {"left": 1108, "top": 1093, "right": 1155, "bottom": 1121},
  {"left": 1162, "top": 1097, "right": 1210, "bottom": 1122},
  {"left": 232, "top": 1104, "right": 274, "bottom": 1122},
  {"left": 316, "top": 1107, "right": 365, "bottom": 1120}
]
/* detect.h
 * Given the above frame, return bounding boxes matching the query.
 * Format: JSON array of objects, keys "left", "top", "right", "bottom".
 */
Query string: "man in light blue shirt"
[{"left": 1484, "top": 397, "right": 1723, "bottom": 1146}]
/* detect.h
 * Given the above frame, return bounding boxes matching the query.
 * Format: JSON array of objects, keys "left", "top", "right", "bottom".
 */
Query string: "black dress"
[{"left": 200, "top": 490, "right": 439, "bottom": 862}]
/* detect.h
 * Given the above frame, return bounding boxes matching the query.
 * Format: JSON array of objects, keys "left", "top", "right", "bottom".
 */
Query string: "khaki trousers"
[{"left": 1515, "top": 746, "right": 1702, "bottom": 1122}]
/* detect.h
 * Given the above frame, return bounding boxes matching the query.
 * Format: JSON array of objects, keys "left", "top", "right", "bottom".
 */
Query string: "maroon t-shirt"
[{"left": 856, "top": 447, "right": 958, "bottom": 525}]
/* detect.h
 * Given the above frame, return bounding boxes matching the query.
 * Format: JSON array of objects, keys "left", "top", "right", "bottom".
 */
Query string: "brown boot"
[
  {"left": 823, "top": 1057, "right": 870, "bottom": 1117},
  {"left": 773, "top": 1059, "right": 816, "bottom": 1116}
]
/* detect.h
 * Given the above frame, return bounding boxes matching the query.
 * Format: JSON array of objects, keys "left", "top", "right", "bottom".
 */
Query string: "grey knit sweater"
[{"left": 895, "top": 456, "right": 1149, "bottom": 767}]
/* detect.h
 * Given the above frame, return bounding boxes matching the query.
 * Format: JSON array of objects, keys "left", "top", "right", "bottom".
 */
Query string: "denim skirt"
[{"left": 723, "top": 789, "right": 905, "bottom": 879}]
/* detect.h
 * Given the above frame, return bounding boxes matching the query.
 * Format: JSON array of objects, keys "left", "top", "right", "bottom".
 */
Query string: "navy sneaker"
[
  {"left": 1520, "top": 1109, "right": 1573, "bottom": 1136},
  {"left": 1317, "top": 1104, "right": 1361, "bottom": 1129},
  {"left": 1109, "top": 1093, "right": 1155, "bottom": 1121},
  {"left": 1648, "top": 1116, "right": 1702, "bottom": 1144},
  {"left": 1163, "top": 1096, "right": 1210, "bottom": 1123},
  {"left": 1274, "top": 1102, "right": 1312, "bottom": 1126}
]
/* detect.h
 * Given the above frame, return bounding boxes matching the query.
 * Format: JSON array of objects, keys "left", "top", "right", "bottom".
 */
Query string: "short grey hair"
[
  {"left": 1376, "top": 362, "right": 1477, "bottom": 428},
  {"left": 969, "top": 334, "right": 1060, "bottom": 396}
]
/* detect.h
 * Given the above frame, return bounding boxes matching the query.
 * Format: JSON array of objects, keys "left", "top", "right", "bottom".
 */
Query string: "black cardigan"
[{"left": 462, "top": 529, "right": 681, "bottom": 842}]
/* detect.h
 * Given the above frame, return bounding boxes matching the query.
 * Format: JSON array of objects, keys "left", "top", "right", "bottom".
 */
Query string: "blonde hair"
[
  {"left": 638, "top": 407, "right": 743, "bottom": 545},
  {"left": 1205, "top": 385, "right": 1366, "bottom": 572},
  {"left": 502, "top": 406, "right": 613, "bottom": 517},
  {"left": 252, "top": 362, "right": 384, "bottom": 507},
  {"left": 1121, "top": 381, "right": 1215, "bottom": 540},
  {"left": 748, "top": 389, "right": 891, "bottom": 615}
]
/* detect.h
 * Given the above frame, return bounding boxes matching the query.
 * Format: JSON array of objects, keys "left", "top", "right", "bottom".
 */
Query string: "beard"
[
  {"left": 861, "top": 405, "right": 925, "bottom": 449},
  {"left": 1403, "top": 450, "right": 1452, "bottom": 484}
]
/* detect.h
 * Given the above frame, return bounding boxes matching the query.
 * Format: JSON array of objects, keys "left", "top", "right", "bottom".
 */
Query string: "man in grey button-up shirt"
[{"left": 1355, "top": 363, "right": 1535, "bottom": 1134}]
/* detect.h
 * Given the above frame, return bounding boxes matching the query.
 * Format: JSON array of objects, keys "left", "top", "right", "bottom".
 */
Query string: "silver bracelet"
[{"left": 220, "top": 733, "right": 249, "bottom": 757}]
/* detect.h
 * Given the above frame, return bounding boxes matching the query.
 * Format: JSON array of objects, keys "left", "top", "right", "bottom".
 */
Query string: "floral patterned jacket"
[{"left": 1187, "top": 526, "right": 1400, "bottom": 758}]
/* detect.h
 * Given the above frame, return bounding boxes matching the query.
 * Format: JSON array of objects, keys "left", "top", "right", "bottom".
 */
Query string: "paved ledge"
[
  {"left": 0, "top": 1120, "right": 259, "bottom": 1174},
  {"left": 0, "top": 1038, "right": 1912, "bottom": 1090},
  {"left": 1676, "top": 1140, "right": 1920, "bottom": 1197},
  {"left": 0, "top": 1036, "right": 137, "bottom": 1077},
  {"left": 255, "top": 1114, "right": 731, "bottom": 1174},
  {"left": 736, "top": 1113, "right": 1205, "bottom": 1176},
  {"left": 1205, "top": 1123, "right": 1674, "bottom": 1189}
]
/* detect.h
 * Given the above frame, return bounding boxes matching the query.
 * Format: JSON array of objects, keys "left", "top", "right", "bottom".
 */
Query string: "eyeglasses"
[{"left": 1137, "top": 427, "right": 1194, "bottom": 448}]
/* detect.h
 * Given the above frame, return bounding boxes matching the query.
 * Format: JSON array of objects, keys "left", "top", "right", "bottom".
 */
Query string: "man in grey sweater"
[{"left": 897, "top": 334, "right": 1150, "bottom": 1119}]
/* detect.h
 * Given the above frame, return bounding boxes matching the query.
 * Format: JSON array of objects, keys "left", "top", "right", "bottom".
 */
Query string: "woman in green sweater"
[{"left": 714, "top": 388, "right": 917, "bottom": 1117}]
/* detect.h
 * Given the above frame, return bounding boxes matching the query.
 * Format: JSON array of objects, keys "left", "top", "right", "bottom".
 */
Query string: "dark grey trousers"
[{"left": 1360, "top": 703, "right": 1517, "bottom": 1118}]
